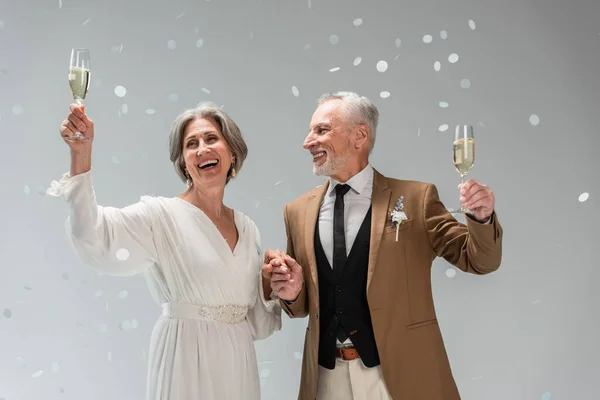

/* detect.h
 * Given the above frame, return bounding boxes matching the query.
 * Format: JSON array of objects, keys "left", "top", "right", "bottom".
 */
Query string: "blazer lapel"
[
  {"left": 304, "top": 182, "right": 329, "bottom": 290},
  {"left": 367, "top": 169, "right": 392, "bottom": 292}
]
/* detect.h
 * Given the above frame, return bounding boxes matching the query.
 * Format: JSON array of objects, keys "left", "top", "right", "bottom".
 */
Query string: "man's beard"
[{"left": 313, "top": 142, "right": 352, "bottom": 177}]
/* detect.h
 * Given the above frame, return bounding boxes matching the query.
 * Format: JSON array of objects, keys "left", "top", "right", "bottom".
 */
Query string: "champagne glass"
[
  {"left": 66, "top": 48, "right": 91, "bottom": 141},
  {"left": 448, "top": 125, "right": 475, "bottom": 214}
]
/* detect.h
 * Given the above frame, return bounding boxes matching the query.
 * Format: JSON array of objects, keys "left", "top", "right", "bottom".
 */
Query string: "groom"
[{"left": 263, "top": 91, "right": 503, "bottom": 400}]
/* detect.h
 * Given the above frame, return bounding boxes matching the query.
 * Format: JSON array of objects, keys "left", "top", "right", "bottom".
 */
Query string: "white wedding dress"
[{"left": 47, "top": 170, "right": 282, "bottom": 400}]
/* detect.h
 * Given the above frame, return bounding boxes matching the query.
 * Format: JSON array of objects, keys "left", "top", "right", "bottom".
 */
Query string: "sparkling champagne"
[
  {"left": 68, "top": 66, "right": 90, "bottom": 104},
  {"left": 453, "top": 137, "right": 475, "bottom": 177}
]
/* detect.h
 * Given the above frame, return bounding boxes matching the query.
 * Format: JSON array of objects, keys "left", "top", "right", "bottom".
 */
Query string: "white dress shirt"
[{"left": 318, "top": 164, "right": 374, "bottom": 269}]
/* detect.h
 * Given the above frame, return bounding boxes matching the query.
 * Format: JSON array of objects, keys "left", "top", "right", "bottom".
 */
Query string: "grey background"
[{"left": 1, "top": 0, "right": 598, "bottom": 399}]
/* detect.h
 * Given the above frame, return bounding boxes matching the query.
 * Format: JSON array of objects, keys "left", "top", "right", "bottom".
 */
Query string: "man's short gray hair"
[
  {"left": 317, "top": 91, "right": 379, "bottom": 152},
  {"left": 168, "top": 102, "right": 248, "bottom": 185}
]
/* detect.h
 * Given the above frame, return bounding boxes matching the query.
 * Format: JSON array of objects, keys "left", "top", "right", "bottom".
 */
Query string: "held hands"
[
  {"left": 459, "top": 179, "right": 495, "bottom": 222},
  {"left": 60, "top": 104, "right": 94, "bottom": 151},
  {"left": 261, "top": 250, "right": 304, "bottom": 302}
]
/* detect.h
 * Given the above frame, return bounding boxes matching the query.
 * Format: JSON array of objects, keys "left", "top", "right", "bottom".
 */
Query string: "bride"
[{"left": 47, "top": 102, "right": 282, "bottom": 399}]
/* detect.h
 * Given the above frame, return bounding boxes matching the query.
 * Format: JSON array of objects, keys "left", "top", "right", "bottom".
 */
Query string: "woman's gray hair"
[
  {"left": 168, "top": 102, "right": 248, "bottom": 185},
  {"left": 317, "top": 91, "right": 379, "bottom": 152}
]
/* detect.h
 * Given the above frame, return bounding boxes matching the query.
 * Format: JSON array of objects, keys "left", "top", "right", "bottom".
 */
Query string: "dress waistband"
[{"left": 161, "top": 302, "right": 248, "bottom": 324}]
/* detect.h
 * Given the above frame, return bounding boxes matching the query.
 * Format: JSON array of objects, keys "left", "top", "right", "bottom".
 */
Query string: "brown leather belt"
[{"left": 335, "top": 346, "right": 360, "bottom": 361}]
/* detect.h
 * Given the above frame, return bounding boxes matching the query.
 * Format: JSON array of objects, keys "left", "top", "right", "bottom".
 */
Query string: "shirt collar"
[{"left": 326, "top": 163, "right": 373, "bottom": 197}]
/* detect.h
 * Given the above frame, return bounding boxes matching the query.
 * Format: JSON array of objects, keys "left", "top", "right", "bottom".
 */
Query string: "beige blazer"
[{"left": 280, "top": 169, "right": 503, "bottom": 399}]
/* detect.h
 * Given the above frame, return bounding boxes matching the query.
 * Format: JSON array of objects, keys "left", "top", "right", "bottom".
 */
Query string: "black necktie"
[{"left": 333, "top": 183, "right": 351, "bottom": 342}]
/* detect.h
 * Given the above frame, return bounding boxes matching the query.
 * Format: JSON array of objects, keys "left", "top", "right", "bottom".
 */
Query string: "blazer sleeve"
[
  {"left": 279, "top": 202, "right": 309, "bottom": 318},
  {"left": 424, "top": 183, "right": 503, "bottom": 274}
]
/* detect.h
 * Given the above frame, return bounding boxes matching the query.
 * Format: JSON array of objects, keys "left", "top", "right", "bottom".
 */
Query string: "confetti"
[
  {"left": 353, "top": 57, "right": 362, "bottom": 66},
  {"left": 460, "top": 78, "right": 471, "bottom": 89},
  {"left": 13, "top": 105, "right": 24, "bottom": 115},
  {"left": 448, "top": 53, "right": 459, "bottom": 64},
  {"left": 116, "top": 248, "right": 130, "bottom": 261},
  {"left": 529, "top": 114, "right": 540, "bottom": 126},
  {"left": 422, "top": 34, "right": 433, "bottom": 43},
  {"left": 353, "top": 18, "right": 363, "bottom": 27},
  {"left": 376, "top": 60, "right": 388, "bottom": 72},
  {"left": 578, "top": 192, "right": 589, "bottom": 202},
  {"left": 445, "top": 268, "right": 456, "bottom": 278},
  {"left": 292, "top": 86, "right": 300, "bottom": 97},
  {"left": 329, "top": 35, "right": 339, "bottom": 45},
  {"left": 32, "top": 370, "right": 44, "bottom": 378},
  {"left": 440, "top": 30, "right": 448, "bottom": 39},
  {"left": 468, "top": 19, "right": 476, "bottom": 30},
  {"left": 434, "top": 61, "right": 441, "bottom": 72},
  {"left": 329, "top": 67, "right": 340, "bottom": 72},
  {"left": 196, "top": 38, "right": 204, "bottom": 48},
  {"left": 380, "top": 91, "right": 390, "bottom": 99},
  {"left": 439, "top": 124, "right": 449, "bottom": 132},
  {"left": 114, "top": 86, "right": 127, "bottom": 97},
  {"left": 167, "top": 40, "right": 177, "bottom": 50},
  {"left": 439, "top": 101, "right": 449, "bottom": 108},
  {"left": 118, "top": 290, "right": 128, "bottom": 299}
]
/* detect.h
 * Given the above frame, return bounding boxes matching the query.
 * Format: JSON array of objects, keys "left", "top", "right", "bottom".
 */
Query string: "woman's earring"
[{"left": 230, "top": 168, "right": 236, "bottom": 178}]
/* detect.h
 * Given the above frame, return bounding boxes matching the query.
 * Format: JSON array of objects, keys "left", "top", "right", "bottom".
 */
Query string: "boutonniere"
[{"left": 389, "top": 196, "right": 408, "bottom": 242}]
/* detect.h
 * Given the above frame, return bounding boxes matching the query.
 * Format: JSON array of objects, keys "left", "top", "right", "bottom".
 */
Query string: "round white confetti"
[
  {"left": 292, "top": 86, "right": 300, "bottom": 97},
  {"left": 376, "top": 60, "right": 388, "bottom": 72},
  {"left": 440, "top": 30, "right": 448, "bottom": 39},
  {"left": 51, "top": 362, "right": 60, "bottom": 374},
  {"left": 145, "top": 109, "right": 156, "bottom": 115},
  {"left": 353, "top": 57, "right": 362, "bottom": 66},
  {"left": 468, "top": 19, "right": 476, "bottom": 30},
  {"left": 111, "top": 155, "right": 120, "bottom": 164},
  {"left": 201, "top": 87, "right": 211, "bottom": 94},
  {"left": 448, "top": 53, "right": 459, "bottom": 63},
  {"left": 353, "top": 18, "right": 363, "bottom": 26},
  {"left": 422, "top": 34, "right": 433, "bottom": 43},
  {"left": 116, "top": 248, "right": 130, "bottom": 261},
  {"left": 446, "top": 268, "right": 456, "bottom": 278},
  {"left": 17, "top": 357, "right": 26, "bottom": 366},
  {"left": 32, "top": 370, "right": 44, "bottom": 378},
  {"left": 168, "top": 93, "right": 179, "bottom": 102},
  {"left": 529, "top": 114, "right": 540, "bottom": 126},
  {"left": 439, "top": 124, "right": 449, "bottom": 132},
  {"left": 395, "top": 38, "right": 402, "bottom": 48},
  {"left": 196, "top": 38, "right": 204, "bottom": 48},
  {"left": 578, "top": 192, "right": 590, "bottom": 202},
  {"left": 121, "top": 104, "right": 128, "bottom": 114},
  {"left": 329, "top": 35, "right": 339, "bottom": 44},
  {"left": 118, "top": 290, "right": 128, "bottom": 299},
  {"left": 439, "top": 101, "right": 449, "bottom": 108},
  {"left": 434, "top": 61, "right": 441, "bottom": 72},
  {"left": 380, "top": 91, "right": 391, "bottom": 99},
  {"left": 120, "top": 320, "right": 132, "bottom": 331},
  {"left": 12, "top": 105, "right": 23, "bottom": 115},
  {"left": 24, "top": 185, "right": 30, "bottom": 195},
  {"left": 167, "top": 40, "right": 177, "bottom": 50},
  {"left": 260, "top": 369, "right": 271, "bottom": 378},
  {"left": 3, "top": 309, "right": 12, "bottom": 318},
  {"left": 329, "top": 67, "right": 340, "bottom": 72},
  {"left": 460, "top": 78, "right": 471, "bottom": 88},
  {"left": 131, "top": 319, "right": 139, "bottom": 329},
  {"left": 114, "top": 85, "right": 127, "bottom": 97},
  {"left": 294, "top": 352, "right": 302, "bottom": 359}
]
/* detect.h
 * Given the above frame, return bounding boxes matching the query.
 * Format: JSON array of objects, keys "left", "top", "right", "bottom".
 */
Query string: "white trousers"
[{"left": 316, "top": 357, "right": 392, "bottom": 400}]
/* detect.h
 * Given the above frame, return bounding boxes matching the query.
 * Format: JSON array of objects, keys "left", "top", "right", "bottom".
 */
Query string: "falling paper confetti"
[
  {"left": 131, "top": 319, "right": 139, "bottom": 329},
  {"left": 376, "top": 60, "right": 388, "bottom": 72},
  {"left": 12, "top": 105, "right": 24, "bottom": 115},
  {"left": 541, "top": 393, "right": 552, "bottom": 400},
  {"left": 460, "top": 78, "right": 471, "bottom": 88},
  {"left": 121, "top": 104, "right": 129, "bottom": 115},
  {"left": 292, "top": 86, "right": 300, "bottom": 97},
  {"left": 294, "top": 352, "right": 302, "bottom": 359},
  {"left": 196, "top": 38, "right": 204, "bottom": 48},
  {"left": 24, "top": 185, "right": 30, "bottom": 195},
  {"left": 446, "top": 268, "right": 456, "bottom": 278},
  {"left": 439, "top": 124, "right": 449, "bottom": 132},
  {"left": 448, "top": 53, "right": 459, "bottom": 63},
  {"left": 201, "top": 88, "right": 211, "bottom": 94},
  {"left": 116, "top": 248, "right": 130, "bottom": 261},
  {"left": 422, "top": 34, "right": 433, "bottom": 43},
  {"left": 108, "top": 352, "right": 112, "bottom": 362},
  {"left": 111, "top": 155, "right": 120, "bottom": 164},
  {"left": 260, "top": 369, "right": 271, "bottom": 378},
  {"left": 529, "top": 114, "right": 540, "bottom": 126},
  {"left": 146, "top": 109, "right": 156, "bottom": 115},
  {"left": 578, "top": 192, "right": 589, "bottom": 202},
  {"left": 353, "top": 57, "right": 362, "bottom": 66},
  {"left": 440, "top": 30, "right": 448, "bottom": 39},
  {"left": 52, "top": 362, "right": 60, "bottom": 374},
  {"left": 468, "top": 19, "right": 476, "bottom": 30},
  {"left": 329, "top": 67, "right": 340, "bottom": 72},
  {"left": 32, "top": 370, "right": 44, "bottom": 378},
  {"left": 94, "top": 290, "right": 104, "bottom": 297},
  {"left": 439, "top": 101, "right": 449, "bottom": 108},
  {"left": 329, "top": 35, "right": 339, "bottom": 44},
  {"left": 118, "top": 290, "right": 128, "bottom": 299},
  {"left": 167, "top": 40, "right": 177, "bottom": 50},
  {"left": 395, "top": 38, "right": 402, "bottom": 47},
  {"left": 120, "top": 320, "right": 132, "bottom": 331},
  {"left": 353, "top": 18, "right": 363, "bottom": 26},
  {"left": 380, "top": 91, "right": 391, "bottom": 99},
  {"left": 114, "top": 86, "right": 127, "bottom": 97},
  {"left": 434, "top": 61, "right": 441, "bottom": 72}
]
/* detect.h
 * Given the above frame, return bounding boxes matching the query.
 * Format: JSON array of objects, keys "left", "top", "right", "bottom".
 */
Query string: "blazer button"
[{"left": 337, "top": 307, "right": 343, "bottom": 315}]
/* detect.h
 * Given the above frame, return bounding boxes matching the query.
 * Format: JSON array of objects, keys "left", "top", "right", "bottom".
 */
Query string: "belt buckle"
[{"left": 338, "top": 344, "right": 355, "bottom": 360}]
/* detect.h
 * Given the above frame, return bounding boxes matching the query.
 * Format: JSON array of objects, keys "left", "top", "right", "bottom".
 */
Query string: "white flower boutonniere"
[{"left": 389, "top": 196, "right": 408, "bottom": 242}]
